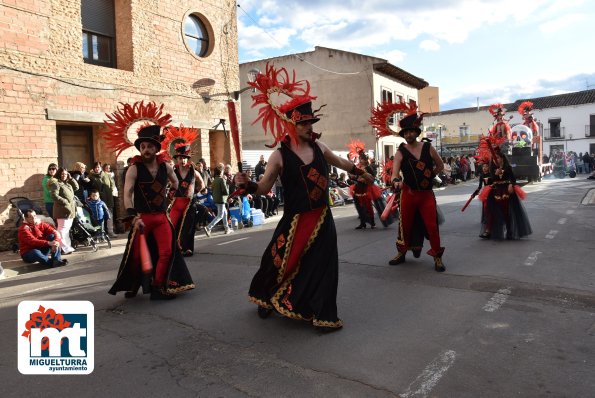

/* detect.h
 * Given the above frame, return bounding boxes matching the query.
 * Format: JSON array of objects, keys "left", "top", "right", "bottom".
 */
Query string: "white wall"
[{"left": 509, "top": 103, "right": 595, "bottom": 156}]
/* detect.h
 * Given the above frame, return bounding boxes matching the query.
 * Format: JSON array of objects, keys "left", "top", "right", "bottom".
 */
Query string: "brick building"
[{"left": 0, "top": 0, "right": 240, "bottom": 250}]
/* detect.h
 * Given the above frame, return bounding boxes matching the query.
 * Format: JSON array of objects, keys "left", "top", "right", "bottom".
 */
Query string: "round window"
[{"left": 183, "top": 14, "right": 212, "bottom": 58}]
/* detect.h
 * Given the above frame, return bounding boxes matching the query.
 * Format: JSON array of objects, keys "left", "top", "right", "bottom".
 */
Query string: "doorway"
[{"left": 57, "top": 126, "right": 94, "bottom": 170}]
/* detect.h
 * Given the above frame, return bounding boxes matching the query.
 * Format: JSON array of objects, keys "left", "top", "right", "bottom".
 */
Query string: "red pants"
[
  {"left": 134, "top": 213, "right": 173, "bottom": 286},
  {"left": 397, "top": 185, "right": 444, "bottom": 257},
  {"left": 169, "top": 197, "right": 190, "bottom": 229}
]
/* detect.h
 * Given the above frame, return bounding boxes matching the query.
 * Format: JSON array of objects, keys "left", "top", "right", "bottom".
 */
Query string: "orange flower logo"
[{"left": 21, "top": 306, "right": 72, "bottom": 350}]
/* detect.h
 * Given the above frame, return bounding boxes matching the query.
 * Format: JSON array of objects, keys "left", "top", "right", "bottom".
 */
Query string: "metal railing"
[{"left": 543, "top": 127, "right": 566, "bottom": 140}]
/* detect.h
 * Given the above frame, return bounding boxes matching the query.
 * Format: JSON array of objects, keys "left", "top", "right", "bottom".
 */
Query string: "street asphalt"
[{"left": 1, "top": 175, "right": 594, "bottom": 397}]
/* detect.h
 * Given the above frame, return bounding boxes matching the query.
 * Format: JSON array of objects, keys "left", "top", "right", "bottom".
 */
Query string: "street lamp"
[
  {"left": 438, "top": 124, "right": 444, "bottom": 157},
  {"left": 232, "top": 68, "right": 260, "bottom": 100},
  {"left": 201, "top": 68, "right": 260, "bottom": 102}
]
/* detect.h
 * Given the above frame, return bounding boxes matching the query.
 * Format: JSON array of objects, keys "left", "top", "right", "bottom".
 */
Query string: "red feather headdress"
[
  {"left": 248, "top": 63, "right": 316, "bottom": 147},
  {"left": 369, "top": 101, "right": 411, "bottom": 138},
  {"left": 161, "top": 125, "right": 199, "bottom": 160},
  {"left": 517, "top": 101, "right": 533, "bottom": 115},
  {"left": 102, "top": 101, "right": 172, "bottom": 157},
  {"left": 488, "top": 103, "right": 506, "bottom": 117},
  {"left": 517, "top": 101, "right": 539, "bottom": 134},
  {"left": 347, "top": 139, "right": 366, "bottom": 162}
]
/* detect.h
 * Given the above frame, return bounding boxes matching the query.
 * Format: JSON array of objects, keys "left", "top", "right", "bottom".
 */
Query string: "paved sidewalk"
[
  {"left": 0, "top": 212, "right": 284, "bottom": 280},
  {"left": 0, "top": 236, "right": 129, "bottom": 280},
  {"left": 582, "top": 188, "right": 595, "bottom": 205}
]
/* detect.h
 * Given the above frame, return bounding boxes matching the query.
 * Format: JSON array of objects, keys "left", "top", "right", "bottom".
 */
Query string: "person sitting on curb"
[{"left": 18, "top": 209, "right": 67, "bottom": 267}]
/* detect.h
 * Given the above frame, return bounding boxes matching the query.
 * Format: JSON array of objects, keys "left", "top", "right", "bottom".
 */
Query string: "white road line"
[
  {"left": 545, "top": 230, "right": 558, "bottom": 239},
  {"left": 566, "top": 209, "right": 575, "bottom": 215},
  {"left": 22, "top": 283, "right": 64, "bottom": 295},
  {"left": 483, "top": 288, "right": 511, "bottom": 312},
  {"left": 400, "top": 350, "right": 457, "bottom": 398},
  {"left": 217, "top": 237, "right": 250, "bottom": 246},
  {"left": 557, "top": 218, "right": 567, "bottom": 225},
  {"left": 524, "top": 251, "right": 542, "bottom": 266}
]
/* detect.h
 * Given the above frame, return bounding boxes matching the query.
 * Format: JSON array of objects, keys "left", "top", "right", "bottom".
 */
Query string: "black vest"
[
  {"left": 279, "top": 141, "right": 329, "bottom": 214},
  {"left": 174, "top": 164, "right": 195, "bottom": 197},
  {"left": 134, "top": 162, "right": 168, "bottom": 213},
  {"left": 399, "top": 142, "right": 434, "bottom": 190}
]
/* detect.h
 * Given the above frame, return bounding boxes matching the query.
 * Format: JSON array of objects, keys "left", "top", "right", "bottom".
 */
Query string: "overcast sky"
[{"left": 236, "top": 0, "right": 595, "bottom": 111}]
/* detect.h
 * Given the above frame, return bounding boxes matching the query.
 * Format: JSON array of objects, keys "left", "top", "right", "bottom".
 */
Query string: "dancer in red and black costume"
[
  {"left": 388, "top": 108, "right": 446, "bottom": 272},
  {"left": 488, "top": 103, "right": 512, "bottom": 155},
  {"left": 475, "top": 161, "right": 493, "bottom": 238},
  {"left": 347, "top": 145, "right": 377, "bottom": 229},
  {"left": 107, "top": 122, "right": 195, "bottom": 300},
  {"left": 236, "top": 65, "right": 374, "bottom": 332},
  {"left": 478, "top": 149, "right": 532, "bottom": 240},
  {"left": 169, "top": 141, "right": 204, "bottom": 257}
]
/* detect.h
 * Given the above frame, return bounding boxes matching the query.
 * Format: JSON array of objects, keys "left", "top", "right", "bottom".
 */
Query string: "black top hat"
[
  {"left": 173, "top": 143, "right": 191, "bottom": 158},
  {"left": 284, "top": 101, "right": 320, "bottom": 124},
  {"left": 398, "top": 113, "right": 423, "bottom": 137},
  {"left": 134, "top": 125, "right": 163, "bottom": 151}
]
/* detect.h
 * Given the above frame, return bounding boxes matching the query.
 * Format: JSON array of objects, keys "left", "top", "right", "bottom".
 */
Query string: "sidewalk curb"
[{"left": 0, "top": 238, "right": 128, "bottom": 280}]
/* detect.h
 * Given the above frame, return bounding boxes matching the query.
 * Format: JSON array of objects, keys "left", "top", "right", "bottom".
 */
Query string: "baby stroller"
[
  {"left": 9, "top": 196, "right": 50, "bottom": 253},
  {"left": 70, "top": 198, "right": 111, "bottom": 251}
]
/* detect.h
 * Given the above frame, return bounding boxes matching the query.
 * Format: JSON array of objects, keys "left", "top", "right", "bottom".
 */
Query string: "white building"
[
  {"left": 424, "top": 89, "right": 595, "bottom": 159},
  {"left": 239, "top": 46, "right": 428, "bottom": 166},
  {"left": 506, "top": 90, "right": 595, "bottom": 157}
]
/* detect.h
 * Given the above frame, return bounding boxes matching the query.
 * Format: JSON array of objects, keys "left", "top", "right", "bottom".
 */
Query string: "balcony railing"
[
  {"left": 586, "top": 125, "right": 595, "bottom": 137},
  {"left": 543, "top": 127, "right": 566, "bottom": 140}
]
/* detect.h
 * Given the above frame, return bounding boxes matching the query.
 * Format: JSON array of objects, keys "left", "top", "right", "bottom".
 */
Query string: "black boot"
[
  {"left": 388, "top": 252, "right": 406, "bottom": 265},
  {"left": 370, "top": 221, "right": 376, "bottom": 229},
  {"left": 355, "top": 223, "right": 366, "bottom": 230},
  {"left": 412, "top": 249, "right": 421, "bottom": 258},
  {"left": 125, "top": 284, "right": 140, "bottom": 298},
  {"left": 141, "top": 273, "right": 152, "bottom": 294}
]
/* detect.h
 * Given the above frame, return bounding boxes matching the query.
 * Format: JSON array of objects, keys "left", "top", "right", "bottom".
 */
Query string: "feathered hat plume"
[
  {"left": 161, "top": 125, "right": 199, "bottom": 159},
  {"left": 102, "top": 101, "right": 172, "bottom": 157},
  {"left": 517, "top": 101, "right": 534, "bottom": 115},
  {"left": 248, "top": 63, "right": 320, "bottom": 147},
  {"left": 369, "top": 101, "right": 411, "bottom": 138},
  {"left": 347, "top": 139, "right": 366, "bottom": 163}
]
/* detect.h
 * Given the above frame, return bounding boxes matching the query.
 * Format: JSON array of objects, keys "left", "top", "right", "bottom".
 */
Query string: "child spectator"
[{"left": 86, "top": 189, "right": 110, "bottom": 227}]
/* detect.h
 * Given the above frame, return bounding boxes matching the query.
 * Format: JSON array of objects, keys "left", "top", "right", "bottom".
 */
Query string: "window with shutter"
[{"left": 81, "top": 0, "right": 116, "bottom": 68}]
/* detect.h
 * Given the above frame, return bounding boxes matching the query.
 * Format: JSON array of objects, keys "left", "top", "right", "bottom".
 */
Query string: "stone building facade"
[{"left": 0, "top": 0, "right": 240, "bottom": 250}]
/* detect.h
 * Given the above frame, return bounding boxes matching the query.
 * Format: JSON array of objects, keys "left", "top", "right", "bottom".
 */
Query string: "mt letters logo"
[{"left": 18, "top": 301, "right": 94, "bottom": 375}]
